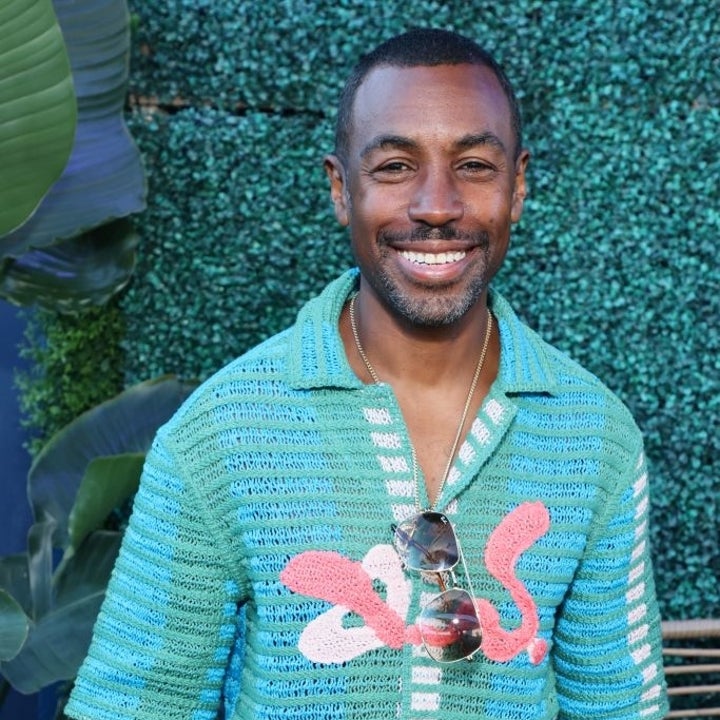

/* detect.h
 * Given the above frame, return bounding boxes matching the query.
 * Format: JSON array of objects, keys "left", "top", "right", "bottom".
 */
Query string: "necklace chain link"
[{"left": 348, "top": 293, "right": 493, "bottom": 509}]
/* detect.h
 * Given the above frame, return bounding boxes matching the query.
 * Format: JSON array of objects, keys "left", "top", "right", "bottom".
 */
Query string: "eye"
[
  {"left": 376, "top": 160, "right": 412, "bottom": 174},
  {"left": 458, "top": 159, "right": 496, "bottom": 173}
]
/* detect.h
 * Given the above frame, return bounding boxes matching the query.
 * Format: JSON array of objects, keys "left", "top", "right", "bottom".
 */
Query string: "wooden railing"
[{"left": 662, "top": 619, "right": 720, "bottom": 718}]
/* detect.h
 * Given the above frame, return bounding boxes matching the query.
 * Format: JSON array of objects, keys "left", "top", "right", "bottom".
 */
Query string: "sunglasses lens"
[
  {"left": 418, "top": 589, "right": 482, "bottom": 662},
  {"left": 394, "top": 511, "right": 459, "bottom": 572}
]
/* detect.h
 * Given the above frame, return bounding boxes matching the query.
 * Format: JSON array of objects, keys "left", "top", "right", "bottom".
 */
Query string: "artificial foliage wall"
[{"left": 38, "top": 0, "right": 720, "bottom": 618}]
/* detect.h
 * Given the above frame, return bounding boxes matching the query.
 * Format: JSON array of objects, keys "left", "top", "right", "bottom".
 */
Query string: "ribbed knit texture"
[{"left": 66, "top": 270, "right": 667, "bottom": 720}]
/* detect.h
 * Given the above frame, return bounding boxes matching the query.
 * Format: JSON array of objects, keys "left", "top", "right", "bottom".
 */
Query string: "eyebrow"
[
  {"left": 360, "top": 134, "right": 419, "bottom": 159},
  {"left": 359, "top": 132, "right": 507, "bottom": 159},
  {"left": 455, "top": 133, "right": 507, "bottom": 154}
]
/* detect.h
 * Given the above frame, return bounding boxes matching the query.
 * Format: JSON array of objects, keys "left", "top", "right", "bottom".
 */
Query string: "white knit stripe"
[
  {"left": 363, "top": 407, "right": 392, "bottom": 425},
  {"left": 411, "top": 692, "right": 440, "bottom": 711},
  {"left": 444, "top": 498, "right": 459, "bottom": 516},
  {"left": 642, "top": 684, "right": 662, "bottom": 701},
  {"left": 640, "top": 705, "right": 661, "bottom": 718},
  {"left": 412, "top": 666, "right": 442, "bottom": 684},
  {"left": 633, "top": 471, "right": 648, "bottom": 497},
  {"left": 635, "top": 518, "right": 648, "bottom": 540},
  {"left": 642, "top": 663, "right": 659, "bottom": 683},
  {"left": 371, "top": 431, "right": 402, "bottom": 449},
  {"left": 631, "top": 643, "right": 651, "bottom": 664},
  {"left": 636, "top": 451, "right": 646, "bottom": 471},
  {"left": 631, "top": 539, "right": 646, "bottom": 563},
  {"left": 629, "top": 603, "right": 648, "bottom": 624},
  {"left": 485, "top": 399, "right": 505, "bottom": 424},
  {"left": 385, "top": 479, "right": 415, "bottom": 498},
  {"left": 379, "top": 455, "right": 410, "bottom": 473},
  {"left": 470, "top": 418, "right": 490, "bottom": 444},
  {"left": 391, "top": 504, "right": 416, "bottom": 523},
  {"left": 626, "top": 581, "right": 645, "bottom": 604},
  {"left": 446, "top": 466, "right": 462, "bottom": 487},
  {"left": 458, "top": 440, "right": 475, "bottom": 465},
  {"left": 628, "top": 561, "right": 645, "bottom": 584},
  {"left": 635, "top": 494, "right": 649, "bottom": 520},
  {"left": 628, "top": 623, "right": 649, "bottom": 645}
]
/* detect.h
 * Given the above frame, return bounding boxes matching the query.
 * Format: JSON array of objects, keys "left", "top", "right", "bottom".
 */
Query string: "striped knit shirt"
[{"left": 66, "top": 269, "right": 668, "bottom": 720}]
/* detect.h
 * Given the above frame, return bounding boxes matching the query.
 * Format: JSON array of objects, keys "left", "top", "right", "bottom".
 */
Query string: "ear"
[
  {"left": 324, "top": 154, "right": 350, "bottom": 227},
  {"left": 510, "top": 149, "right": 530, "bottom": 223}
]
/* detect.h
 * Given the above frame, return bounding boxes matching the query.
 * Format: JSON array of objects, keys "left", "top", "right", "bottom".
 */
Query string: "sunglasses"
[{"left": 392, "top": 511, "right": 482, "bottom": 663}]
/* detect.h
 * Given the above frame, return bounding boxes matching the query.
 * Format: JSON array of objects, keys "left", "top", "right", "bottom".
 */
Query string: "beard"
[{"left": 366, "top": 225, "right": 494, "bottom": 328}]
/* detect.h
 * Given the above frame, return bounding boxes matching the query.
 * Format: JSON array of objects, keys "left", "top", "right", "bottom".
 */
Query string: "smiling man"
[{"left": 66, "top": 28, "right": 668, "bottom": 720}]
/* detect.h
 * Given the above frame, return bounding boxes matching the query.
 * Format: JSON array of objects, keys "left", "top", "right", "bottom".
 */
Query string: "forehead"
[{"left": 348, "top": 63, "right": 515, "bottom": 157}]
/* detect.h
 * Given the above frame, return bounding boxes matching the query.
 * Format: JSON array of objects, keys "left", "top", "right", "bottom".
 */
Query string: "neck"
[{"left": 342, "top": 285, "right": 496, "bottom": 389}]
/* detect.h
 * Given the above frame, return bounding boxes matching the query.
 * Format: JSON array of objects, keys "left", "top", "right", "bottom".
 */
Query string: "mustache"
[{"left": 379, "top": 226, "right": 490, "bottom": 245}]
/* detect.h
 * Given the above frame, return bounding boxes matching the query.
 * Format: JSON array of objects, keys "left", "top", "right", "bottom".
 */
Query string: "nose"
[{"left": 408, "top": 167, "right": 464, "bottom": 226}]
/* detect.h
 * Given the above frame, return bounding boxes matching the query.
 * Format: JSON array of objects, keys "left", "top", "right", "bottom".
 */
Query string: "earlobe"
[
  {"left": 324, "top": 155, "right": 350, "bottom": 227},
  {"left": 511, "top": 149, "right": 530, "bottom": 223}
]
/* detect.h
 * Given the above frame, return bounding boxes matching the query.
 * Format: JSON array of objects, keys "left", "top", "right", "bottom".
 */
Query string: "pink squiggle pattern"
[
  {"left": 280, "top": 502, "right": 551, "bottom": 665},
  {"left": 478, "top": 501, "right": 550, "bottom": 664},
  {"left": 280, "top": 548, "right": 408, "bottom": 650}
]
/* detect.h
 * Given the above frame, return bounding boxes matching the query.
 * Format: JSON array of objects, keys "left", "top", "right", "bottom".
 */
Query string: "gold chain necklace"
[{"left": 348, "top": 293, "right": 493, "bottom": 509}]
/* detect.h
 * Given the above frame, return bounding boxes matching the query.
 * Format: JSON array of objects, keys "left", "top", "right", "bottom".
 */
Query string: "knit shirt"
[{"left": 67, "top": 270, "right": 668, "bottom": 720}]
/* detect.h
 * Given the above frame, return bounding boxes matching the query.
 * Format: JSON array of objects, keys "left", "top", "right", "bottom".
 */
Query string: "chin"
[{"left": 386, "top": 287, "right": 484, "bottom": 327}]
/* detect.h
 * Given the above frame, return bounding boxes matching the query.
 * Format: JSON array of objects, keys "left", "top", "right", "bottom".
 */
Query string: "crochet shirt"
[{"left": 67, "top": 270, "right": 668, "bottom": 720}]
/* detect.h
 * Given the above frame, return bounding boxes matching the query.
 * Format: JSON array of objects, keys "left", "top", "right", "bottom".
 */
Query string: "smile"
[{"left": 399, "top": 250, "right": 467, "bottom": 265}]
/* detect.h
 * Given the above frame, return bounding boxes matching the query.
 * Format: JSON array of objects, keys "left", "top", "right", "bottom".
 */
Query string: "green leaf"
[
  {"left": 0, "top": 531, "right": 121, "bottom": 693},
  {"left": 68, "top": 453, "right": 145, "bottom": 551},
  {"left": 0, "top": 591, "right": 29, "bottom": 662},
  {"left": 0, "top": 555, "right": 32, "bottom": 617},
  {"left": 28, "top": 376, "right": 197, "bottom": 547},
  {"left": 0, "top": 0, "right": 76, "bottom": 238},
  {"left": 1, "top": 0, "right": 145, "bottom": 258},
  {"left": 0, "top": 218, "right": 139, "bottom": 313}
]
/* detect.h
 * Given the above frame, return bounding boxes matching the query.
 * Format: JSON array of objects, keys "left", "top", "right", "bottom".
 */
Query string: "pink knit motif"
[{"left": 280, "top": 502, "right": 550, "bottom": 665}]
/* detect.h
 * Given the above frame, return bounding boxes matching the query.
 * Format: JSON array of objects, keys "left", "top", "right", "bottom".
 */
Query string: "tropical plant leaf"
[
  {"left": 28, "top": 376, "right": 197, "bottom": 547},
  {"left": 0, "top": 218, "right": 139, "bottom": 313},
  {"left": 1, "top": 0, "right": 145, "bottom": 258},
  {"left": 68, "top": 453, "right": 145, "bottom": 551},
  {"left": 0, "top": 531, "right": 122, "bottom": 693},
  {"left": 0, "top": 591, "right": 29, "bottom": 662},
  {"left": 0, "top": 555, "right": 32, "bottom": 617},
  {"left": 27, "top": 522, "right": 54, "bottom": 620},
  {"left": 0, "top": 0, "right": 76, "bottom": 239}
]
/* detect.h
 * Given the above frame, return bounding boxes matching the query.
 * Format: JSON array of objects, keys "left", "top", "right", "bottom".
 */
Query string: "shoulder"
[{"left": 491, "top": 290, "right": 641, "bottom": 445}]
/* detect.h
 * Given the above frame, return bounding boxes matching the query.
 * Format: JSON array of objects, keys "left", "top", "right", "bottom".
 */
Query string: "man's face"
[{"left": 326, "top": 63, "right": 529, "bottom": 327}]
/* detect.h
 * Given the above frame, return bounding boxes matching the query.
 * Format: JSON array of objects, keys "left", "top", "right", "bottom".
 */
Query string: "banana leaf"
[
  {"left": 0, "top": 0, "right": 76, "bottom": 238},
  {"left": 28, "top": 376, "right": 197, "bottom": 547},
  {"left": 0, "top": 218, "right": 139, "bottom": 313},
  {"left": 0, "top": 531, "right": 122, "bottom": 693},
  {"left": 0, "top": 592, "right": 29, "bottom": 662},
  {"left": 1, "top": 0, "right": 145, "bottom": 261},
  {"left": 68, "top": 453, "right": 145, "bottom": 552}
]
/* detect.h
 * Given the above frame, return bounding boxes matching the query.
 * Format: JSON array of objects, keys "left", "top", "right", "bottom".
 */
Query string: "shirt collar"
[{"left": 287, "top": 268, "right": 559, "bottom": 396}]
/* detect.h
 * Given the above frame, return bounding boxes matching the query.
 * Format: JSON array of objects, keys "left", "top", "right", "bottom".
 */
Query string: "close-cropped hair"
[{"left": 333, "top": 27, "right": 524, "bottom": 164}]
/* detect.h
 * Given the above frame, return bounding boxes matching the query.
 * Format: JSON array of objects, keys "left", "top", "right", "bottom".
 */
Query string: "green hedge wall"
[{"left": 87, "top": 0, "right": 720, "bottom": 620}]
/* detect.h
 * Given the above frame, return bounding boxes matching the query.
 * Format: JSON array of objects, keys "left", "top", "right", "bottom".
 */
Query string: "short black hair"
[{"left": 334, "top": 28, "right": 523, "bottom": 163}]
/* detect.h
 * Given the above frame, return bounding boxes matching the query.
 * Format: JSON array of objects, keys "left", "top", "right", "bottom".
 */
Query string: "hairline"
[{"left": 334, "top": 58, "right": 523, "bottom": 166}]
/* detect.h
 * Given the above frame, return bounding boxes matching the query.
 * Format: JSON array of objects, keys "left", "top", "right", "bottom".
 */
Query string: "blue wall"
[{"left": 0, "top": 302, "right": 38, "bottom": 719}]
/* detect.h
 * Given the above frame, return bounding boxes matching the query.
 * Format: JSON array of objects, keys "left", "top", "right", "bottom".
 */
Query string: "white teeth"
[{"left": 400, "top": 250, "right": 466, "bottom": 265}]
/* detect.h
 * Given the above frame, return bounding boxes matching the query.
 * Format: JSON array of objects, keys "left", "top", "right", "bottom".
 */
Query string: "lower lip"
[{"left": 395, "top": 250, "right": 473, "bottom": 284}]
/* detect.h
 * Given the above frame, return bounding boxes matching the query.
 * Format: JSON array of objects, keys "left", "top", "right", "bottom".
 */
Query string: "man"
[{"left": 67, "top": 28, "right": 668, "bottom": 720}]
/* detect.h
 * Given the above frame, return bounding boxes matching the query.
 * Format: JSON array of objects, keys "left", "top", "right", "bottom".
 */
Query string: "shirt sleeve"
[
  {"left": 553, "top": 445, "right": 669, "bottom": 720},
  {"left": 65, "top": 425, "right": 244, "bottom": 720}
]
